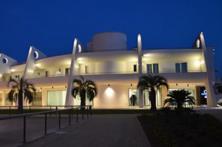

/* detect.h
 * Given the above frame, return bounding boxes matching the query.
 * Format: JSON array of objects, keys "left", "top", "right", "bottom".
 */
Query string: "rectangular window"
[
  {"left": 175, "top": 62, "right": 188, "bottom": 73},
  {"left": 65, "top": 68, "right": 70, "bottom": 76},
  {"left": 146, "top": 64, "right": 152, "bottom": 73},
  {"left": 45, "top": 71, "right": 49, "bottom": 77},
  {"left": 175, "top": 63, "right": 181, "bottom": 73},
  {"left": 181, "top": 62, "right": 187, "bottom": 73},
  {"left": 47, "top": 90, "right": 66, "bottom": 106},
  {"left": 85, "top": 65, "right": 88, "bottom": 74},
  {"left": 153, "top": 64, "right": 159, "bottom": 74},
  {"left": 146, "top": 64, "right": 159, "bottom": 74},
  {"left": 133, "top": 64, "right": 137, "bottom": 72},
  {"left": 32, "top": 92, "right": 42, "bottom": 106}
]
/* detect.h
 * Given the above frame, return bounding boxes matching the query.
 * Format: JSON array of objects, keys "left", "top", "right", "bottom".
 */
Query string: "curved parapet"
[{"left": 88, "top": 32, "right": 127, "bottom": 51}]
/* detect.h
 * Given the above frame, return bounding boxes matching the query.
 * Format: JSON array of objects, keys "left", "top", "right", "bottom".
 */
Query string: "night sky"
[{"left": 0, "top": 0, "right": 222, "bottom": 76}]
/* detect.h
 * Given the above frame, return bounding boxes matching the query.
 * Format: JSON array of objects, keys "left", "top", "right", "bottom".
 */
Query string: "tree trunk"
[
  {"left": 177, "top": 102, "right": 183, "bottom": 110},
  {"left": 149, "top": 88, "right": 156, "bottom": 111},
  {"left": 18, "top": 79, "right": 23, "bottom": 113},
  {"left": 80, "top": 90, "right": 86, "bottom": 110}
]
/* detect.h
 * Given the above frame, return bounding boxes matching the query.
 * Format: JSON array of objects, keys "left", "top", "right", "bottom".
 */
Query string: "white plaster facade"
[{"left": 0, "top": 32, "right": 218, "bottom": 108}]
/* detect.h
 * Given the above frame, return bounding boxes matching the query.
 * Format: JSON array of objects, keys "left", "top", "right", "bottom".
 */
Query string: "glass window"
[
  {"left": 32, "top": 92, "right": 42, "bottom": 106},
  {"left": 85, "top": 65, "right": 88, "bottom": 74},
  {"left": 129, "top": 89, "right": 138, "bottom": 106},
  {"left": 133, "top": 64, "right": 137, "bottom": 72},
  {"left": 47, "top": 90, "right": 66, "bottom": 106},
  {"left": 175, "top": 63, "right": 181, "bottom": 73},
  {"left": 45, "top": 71, "right": 49, "bottom": 77},
  {"left": 65, "top": 68, "right": 70, "bottom": 76},
  {"left": 153, "top": 64, "right": 159, "bottom": 74},
  {"left": 181, "top": 62, "right": 187, "bottom": 73},
  {"left": 146, "top": 64, "right": 152, "bottom": 73}
]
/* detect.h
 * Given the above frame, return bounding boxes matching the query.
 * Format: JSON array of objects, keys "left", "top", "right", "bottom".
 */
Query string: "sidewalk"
[{"left": 23, "top": 115, "right": 151, "bottom": 147}]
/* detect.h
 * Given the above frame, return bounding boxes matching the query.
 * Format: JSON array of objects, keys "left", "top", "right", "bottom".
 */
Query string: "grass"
[{"left": 138, "top": 109, "right": 222, "bottom": 147}]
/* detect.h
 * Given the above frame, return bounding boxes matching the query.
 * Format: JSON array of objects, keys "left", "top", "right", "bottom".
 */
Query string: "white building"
[{"left": 0, "top": 32, "right": 218, "bottom": 108}]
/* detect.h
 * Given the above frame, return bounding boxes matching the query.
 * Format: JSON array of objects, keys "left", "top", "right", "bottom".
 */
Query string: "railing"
[{"left": 0, "top": 105, "right": 92, "bottom": 144}]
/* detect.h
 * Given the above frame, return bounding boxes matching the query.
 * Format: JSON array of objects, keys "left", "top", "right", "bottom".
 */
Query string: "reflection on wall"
[{"left": 104, "top": 86, "right": 116, "bottom": 102}]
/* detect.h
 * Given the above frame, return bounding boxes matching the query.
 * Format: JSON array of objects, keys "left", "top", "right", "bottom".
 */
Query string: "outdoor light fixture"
[
  {"left": 35, "top": 63, "right": 41, "bottom": 68},
  {"left": 105, "top": 84, "right": 115, "bottom": 98},
  {"left": 10, "top": 68, "right": 15, "bottom": 72}
]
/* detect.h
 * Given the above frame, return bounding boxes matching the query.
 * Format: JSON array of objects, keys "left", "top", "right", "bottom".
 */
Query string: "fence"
[{"left": 0, "top": 105, "right": 92, "bottom": 144}]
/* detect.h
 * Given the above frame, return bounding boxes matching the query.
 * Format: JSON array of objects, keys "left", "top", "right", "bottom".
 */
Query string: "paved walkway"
[{"left": 23, "top": 115, "right": 150, "bottom": 147}]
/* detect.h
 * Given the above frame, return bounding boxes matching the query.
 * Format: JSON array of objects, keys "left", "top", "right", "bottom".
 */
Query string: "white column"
[
  {"left": 23, "top": 46, "right": 46, "bottom": 79},
  {"left": 137, "top": 34, "right": 144, "bottom": 108},
  {"left": 199, "top": 32, "right": 217, "bottom": 107},
  {"left": 65, "top": 38, "right": 79, "bottom": 106}
]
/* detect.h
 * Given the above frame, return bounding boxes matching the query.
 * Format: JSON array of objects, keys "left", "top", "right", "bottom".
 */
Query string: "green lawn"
[{"left": 138, "top": 110, "right": 222, "bottom": 147}]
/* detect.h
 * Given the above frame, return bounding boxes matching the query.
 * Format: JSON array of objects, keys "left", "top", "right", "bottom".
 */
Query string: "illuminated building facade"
[{"left": 0, "top": 32, "right": 218, "bottom": 108}]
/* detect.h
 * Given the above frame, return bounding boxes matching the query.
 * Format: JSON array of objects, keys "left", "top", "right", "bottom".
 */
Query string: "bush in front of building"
[
  {"left": 137, "top": 74, "right": 168, "bottom": 111},
  {"left": 71, "top": 76, "right": 97, "bottom": 110},
  {"left": 7, "top": 77, "right": 36, "bottom": 113},
  {"left": 164, "top": 89, "right": 195, "bottom": 110}
]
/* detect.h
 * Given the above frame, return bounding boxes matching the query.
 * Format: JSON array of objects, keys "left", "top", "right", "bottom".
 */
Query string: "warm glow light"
[
  {"left": 27, "top": 69, "right": 34, "bottom": 73},
  {"left": 74, "top": 64, "right": 79, "bottom": 69},
  {"left": 0, "top": 74, "right": 2, "bottom": 78},
  {"left": 77, "top": 57, "right": 85, "bottom": 64},
  {"left": 65, "top": 60, "right": 71, "bottom": 66},
  {"left": 143, "top": 53, "right": 151, "bottom": 57},
  {"left": 35, "top": 63, "right": 41, "bottom": 68},
  {"left": 104, "top": 87, "right": 115, "bottom": 100},
  {"left": 194, "top": 60, "right": 204, "bottom": 66},
  {"left": 10, "top": 69, "right": 15, "bottom": 72}
]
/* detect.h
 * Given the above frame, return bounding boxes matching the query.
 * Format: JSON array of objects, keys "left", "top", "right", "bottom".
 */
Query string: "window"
[
  {"left": 32, "top": 92, "right": 42, "bottom": 106},
  {"left": 175, "top": 62, "right": 187, "bottom": 73},
  {"left": 175, "top": 63, "right": 181, "bottom": 73},
  {"left": 153, "top": 64, "right": 159, "bottom": 74},
  {"left": 85, "top": 65, "right": 88, "bottom": 74},
  {"left": 181, "top": 62, "right": 187, "bottom": 72},
  {"left": 146, "top": 63, "right": 159, "bottom": 74},
  {"left": 65, "top": 68, "right": 70, "bottom": 76},
  {"left": 47, "top": 90, "right": 66, "bottom": 106},
  {"left": 15, "top": 75, "right": 20, "bottom": 79},
  {"left": 146, "top": 64, "right": 152, "bottom": 73},
  {"left": 45, "top": 71, "right": 49, "bottom": 77},
  {"left": 133, "top": 64, "right": 137, "bottom": 72},
  {"left": 128, "top": 89, "right": 138, "bottom": 106}
]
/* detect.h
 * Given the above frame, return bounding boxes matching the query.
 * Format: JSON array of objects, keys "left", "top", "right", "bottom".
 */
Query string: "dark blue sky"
[{"left": 0, "top": 0, "right": 222, "bottom": 74}]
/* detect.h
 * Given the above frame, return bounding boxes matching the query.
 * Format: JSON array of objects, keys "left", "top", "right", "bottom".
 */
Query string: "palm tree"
[
  {"left": 8, "top": 77, "right": 36, "bottom": 113},
  {"left": 164, "top": 89, "right": 195, "bottom": 109},
  {"left": 71, "top": 76, "right": 97, "bottom": 110},
  {"left": 137, "top": 75, "right": 168, "bottom": 111}
]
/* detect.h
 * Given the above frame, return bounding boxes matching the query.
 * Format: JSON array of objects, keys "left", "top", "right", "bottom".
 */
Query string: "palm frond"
[{"left": 24, "top": 89, "right": 34, "bottom": 103}]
